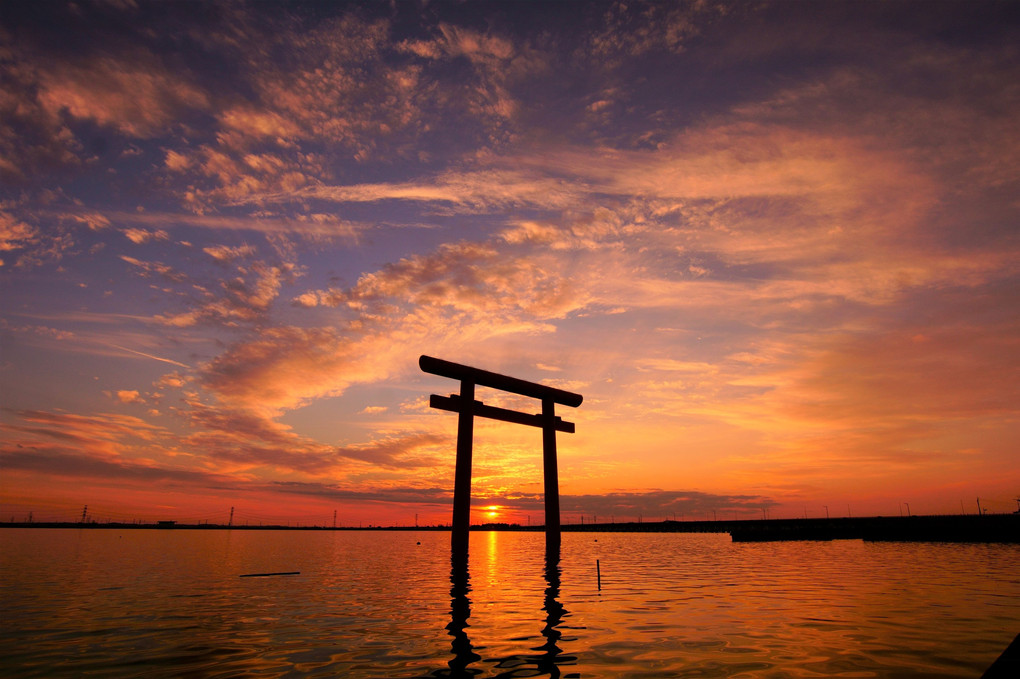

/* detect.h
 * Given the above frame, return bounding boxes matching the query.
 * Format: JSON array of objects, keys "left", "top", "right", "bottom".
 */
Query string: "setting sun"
[{"left": 486, "top": 506, "right": 501, "bottom": 520}]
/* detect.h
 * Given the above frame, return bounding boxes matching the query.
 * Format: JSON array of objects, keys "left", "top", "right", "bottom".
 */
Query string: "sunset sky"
[{"left": 2, "top": 1, "right": 1018, "bottom": 526}]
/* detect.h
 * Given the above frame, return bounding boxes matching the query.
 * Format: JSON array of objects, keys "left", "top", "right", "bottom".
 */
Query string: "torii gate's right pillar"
[{"left": 542, "top": 398, "right": 561, "bottom": 549}]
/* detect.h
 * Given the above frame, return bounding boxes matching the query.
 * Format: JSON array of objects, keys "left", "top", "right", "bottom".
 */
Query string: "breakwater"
[
  {"left": 726, "top": 513, "right": 1020, "bottom": 543},
  {"left": 554, "top": 513, "right": 1019, "bottom": 542}
]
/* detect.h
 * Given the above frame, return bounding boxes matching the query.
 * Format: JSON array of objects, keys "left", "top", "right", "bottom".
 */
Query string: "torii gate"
[{"left": 420, "top": 355, "right": 583, "bottom": 550}]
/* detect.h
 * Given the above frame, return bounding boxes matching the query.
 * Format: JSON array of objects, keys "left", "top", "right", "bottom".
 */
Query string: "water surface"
[{"left": 1, "top": 529, "right": 1016, "bottom": 677}]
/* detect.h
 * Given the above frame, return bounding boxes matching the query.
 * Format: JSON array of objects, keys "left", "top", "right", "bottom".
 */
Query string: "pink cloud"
[
  {"left": 0, "top": 212, "right": 38, "bottom": 257},
  {"left": 36, "top": 56, "right": 209, "bottom": 138},
  {"left": 202, "top": 244, "right": 256, "bottom": 262},
  {"left": 218, "top": 106, "right": 302, "bottom": 142},
  {"left": 199, "top": 326, "right": 374, "bottom": 414},
  {"left": 0, "top": 410, "right": 173, "bottom": 466},
  {"left": 123, "top": 228, "right": 168, "bottom": 244},
  {"left": 291, "top": 168, "right": 583, "bottom": 212},
  {"left": 107, "top": 211, "right": 363, "bottom": 240},
  {"left": 119, "top": 243, "right": 298, "bottom": 329}
]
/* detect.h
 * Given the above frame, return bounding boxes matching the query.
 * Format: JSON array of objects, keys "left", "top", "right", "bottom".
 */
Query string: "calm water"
[{"left": 1, "top": 529, "right": 1017, "bottom": 678}]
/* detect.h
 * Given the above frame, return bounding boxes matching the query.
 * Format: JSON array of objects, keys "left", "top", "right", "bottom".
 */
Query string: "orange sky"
[{"left": 1, "top": 1, "right": 1018, "bottom": 525}]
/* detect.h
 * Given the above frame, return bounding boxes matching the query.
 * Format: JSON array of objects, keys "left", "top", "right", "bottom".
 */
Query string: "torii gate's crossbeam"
[
  {"left": 420, "top": 355, "right": 582, "bottom": 551},
  {"left": 429, "top": 395, "right": 575, "bottom": 433}
]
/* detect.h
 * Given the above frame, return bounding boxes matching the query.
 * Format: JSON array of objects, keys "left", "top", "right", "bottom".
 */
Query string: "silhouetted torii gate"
[{"left": 420, "top": 355, "right": 583, "bottom": 551}]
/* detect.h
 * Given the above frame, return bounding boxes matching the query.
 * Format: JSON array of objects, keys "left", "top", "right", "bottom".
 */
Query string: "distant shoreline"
[{"left": 3, "top": 513, "right": 1018, "bottom": 543}]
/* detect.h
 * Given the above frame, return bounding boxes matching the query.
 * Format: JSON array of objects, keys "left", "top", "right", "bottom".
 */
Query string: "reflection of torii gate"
[{"left": 420, "top": 355, "right": 583, "bottom": 550}]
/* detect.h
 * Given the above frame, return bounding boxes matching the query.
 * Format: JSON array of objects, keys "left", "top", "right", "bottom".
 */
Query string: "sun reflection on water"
[{"left": 429, "top": 538, "right": 577, "bottom": 678}]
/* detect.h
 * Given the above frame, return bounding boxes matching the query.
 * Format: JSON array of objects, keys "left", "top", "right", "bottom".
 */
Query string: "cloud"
[
  {"left": 183, "top": 433, "right": 337, "bottom": 474},
  {"left": 123, "top": 228, "right": 168, "bottom": 244},
  {"left": 269, "top": 480, "right": 455, "bottom": 507},
  {"left": 339, "top": 240, "right": 593, "bottom": 319},
  {"left": 589, "top": 0, "right": 705, "bottom": 59},
  {"left": 275, "top": 169, "right": 586, "bottom": 212},
  {"left": 334, "top": 432, "right": 447, "bottom": 467},
  {"left": 1, "top": 400, "right": 447, "bottom": 497},
  {"left": 203, "top": 228, "right": 621, "bottom": 415},
  {"left": 70, "top": 213, "right": 111, "bottom": 230},
  {"left": 781, "top": 288, "right": 1020, "bottom": 428},
  {"left": 217, "top": 106, "right": 302, "bottom": 143},
  {"left": 177, "top": 397, "right": 447, "bottom": 474},
  {"left": 0, "top": 446, "right": 237, "bottom": 487},
  {"left": 36, "top": 56, "right": 209, "bottom": 138},
  {"left": 146, "top": 11, "right": 450, "bottom": 208},
  {"left": 198, "top": 326, "right": 383, "bottom": 414},
  {"left": 263, "top": 122, "right": 938, "bottom": 282},
  {"left": 0, "top": 212, "right": 37, "bottom": 258},
  {"left": 0, "top": 409, "right": 171, "bottom": 464},
  {"left": 197, "top": 303, "right": 554, "bottom": 420},
  {"left": 180, "top": 400, "right": 302, "bottom": 449},
  {"left": 604, "top": 276, "right": 1020, "bottom": 496},
  {"left": 0, "top": 209, "right": 84, "bottom": 268},
  {"left": 266, "top": 482, "right": 772, "bottom": 520},
  {"left": 107, "top": 211, "right": 362, "bottom": 240},
  {"left": 210, "top": 235, "right": 612, "bottom": 415},
  {"left": 120, "top": 255, "right": 190, "bottom": 284},
  {"left": 561, "top": 489, "right": 773, "bottom": 518},
  {"left": 119, "top": 242, "right": 299, "bottom": 329},
  {"left": 0, "top": 60, "right": 83, "bottom": 182},
  {"left": 0, "top": 320, "right": 74, "bottom": 341},
  {"left": 164, "top": 149, "right": 192, "bottom": 172},
  {"left": 203, "top": 243, "right": 256, "bottom": 262}
]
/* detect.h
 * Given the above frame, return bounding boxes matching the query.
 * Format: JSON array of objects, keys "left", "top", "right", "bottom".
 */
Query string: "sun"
[{"left": 485, "top": 505, "right": 500, "bottom": 519}]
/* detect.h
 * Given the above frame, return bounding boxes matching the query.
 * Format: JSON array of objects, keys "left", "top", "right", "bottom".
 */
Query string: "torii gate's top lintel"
[{"left": 419, "top": 355, "right": 583, "bottom": 407}]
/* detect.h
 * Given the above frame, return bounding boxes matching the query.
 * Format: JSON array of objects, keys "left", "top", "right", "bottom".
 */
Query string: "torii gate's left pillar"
[
  {"left": 452, "top": 379, "right": 474, "bottom": 551},
  {"left": 420, "top": 355, "right": 582, "bottom": 553}
]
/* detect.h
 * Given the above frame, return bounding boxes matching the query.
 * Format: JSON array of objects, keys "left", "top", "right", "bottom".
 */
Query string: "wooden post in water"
[{"left": 420, "top": 355, "right": 582, "bottom": 552}]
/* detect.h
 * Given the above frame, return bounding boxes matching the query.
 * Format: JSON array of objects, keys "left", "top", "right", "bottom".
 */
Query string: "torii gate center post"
[{"left": 419, "top": 355, "right": 583, "bottom": 550}]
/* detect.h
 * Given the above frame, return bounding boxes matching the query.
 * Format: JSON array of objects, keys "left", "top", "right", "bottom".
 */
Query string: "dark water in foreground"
[{"left": 1, "top": 529, "right": 1017, "bottom": 677}]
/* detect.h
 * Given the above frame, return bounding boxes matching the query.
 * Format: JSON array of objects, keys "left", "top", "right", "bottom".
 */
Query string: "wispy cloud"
[
  {"left": 108, "top": 344, "right": 191, "bottom": 369},
  {"left": 107, "top": 211, "right": 363, "bottom": 239},
  {"left": 0, "top": 446, "right": 238, "bottom": 487}
]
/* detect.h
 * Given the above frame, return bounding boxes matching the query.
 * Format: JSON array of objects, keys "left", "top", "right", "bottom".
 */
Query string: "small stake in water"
[{"left": 596, "top": 558, "right": 601, "bottom": 591}]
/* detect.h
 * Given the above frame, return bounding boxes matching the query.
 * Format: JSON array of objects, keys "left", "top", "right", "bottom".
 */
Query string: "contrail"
[{"left": 109, "top": 344, "right": 191, "bottom": 369}]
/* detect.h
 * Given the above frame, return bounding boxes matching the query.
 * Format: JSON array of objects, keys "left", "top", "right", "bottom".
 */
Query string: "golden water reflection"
[{"left": 434, "top": 542, "right": 577, "bottom": 678}]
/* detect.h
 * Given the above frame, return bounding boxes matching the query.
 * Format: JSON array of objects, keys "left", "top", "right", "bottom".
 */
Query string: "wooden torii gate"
[{"left": 420, "top": 355, "right": 583, "bottom": 550}]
